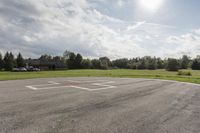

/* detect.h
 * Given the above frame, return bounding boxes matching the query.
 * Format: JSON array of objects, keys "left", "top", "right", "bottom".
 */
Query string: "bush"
[{"left": 177, "top": 70, "right": 192, "bottom": 76}]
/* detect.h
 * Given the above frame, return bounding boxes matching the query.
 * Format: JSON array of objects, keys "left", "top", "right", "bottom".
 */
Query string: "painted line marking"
[
  {"left": 66, "top": 80, "right": 81, "bottom": 83},
  {"left": 27, "top": 81, "right": 60, "bottom": 87},
  {"left": 33, "top": 86, "right": 71, "bottom": 90},
  {"left": 26, "top": 80, "right": 117, "bottom": 91},
  {"left": 26, "top": 86, "right": 38, "bottom": 90},
  {"left": 27, "top": 78, "right": 200, "bottom": 91},
  {"left": 70, "top": 86, "right": 93, "bottom": 91},
  {"left": 26, "top": 81, "right": 60, "bottom": 90}
]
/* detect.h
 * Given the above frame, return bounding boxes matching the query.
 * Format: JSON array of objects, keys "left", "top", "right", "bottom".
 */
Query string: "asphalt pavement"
[{"left": 0, "top": 77, "right": 200, "bottom": 133}]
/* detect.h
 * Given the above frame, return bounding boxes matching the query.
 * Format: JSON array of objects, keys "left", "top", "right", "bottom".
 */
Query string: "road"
[{"left": 0, "top": 77, "right": 200, "bottom": 133}]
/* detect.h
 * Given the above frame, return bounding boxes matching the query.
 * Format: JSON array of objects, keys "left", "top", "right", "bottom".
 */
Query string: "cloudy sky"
[{"left": 0, "top": 0, "right": 200, "bottom": 59}]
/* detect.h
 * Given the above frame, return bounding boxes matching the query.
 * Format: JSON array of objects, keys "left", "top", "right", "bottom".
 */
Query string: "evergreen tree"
[
  {"left": 0, "top": 53, "right": 4, "bottom": 70},
  {"left": 74, "top": 53, "right": 83, "bottom": 69},
  {"left": 4, "top": 52, "right": 15, "bottom": 71},
  {"left": 67, "top": 52, "right": 76, "bottom": 69},
  {"left": 16, "top": 53, "right": 25, "bottom": 67},
  {"left": 191, "top": 59, "right": 200, "bottom": 70}
]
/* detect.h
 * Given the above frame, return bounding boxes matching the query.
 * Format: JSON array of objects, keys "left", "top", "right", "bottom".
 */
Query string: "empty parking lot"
[{"left": 0, "top": 77, "right": 200, "bottom": 133}]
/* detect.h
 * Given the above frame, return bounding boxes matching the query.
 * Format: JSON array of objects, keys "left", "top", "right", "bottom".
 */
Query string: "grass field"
[{"left": 0, "top": 69, "right": 200, "bottom": 84}]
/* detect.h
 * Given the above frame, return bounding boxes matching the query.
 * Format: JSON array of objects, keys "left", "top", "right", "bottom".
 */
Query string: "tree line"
[
  {"left": 0, "top": 52, "right": 25, "bottom": 71},
  {"left": 0, "top": 50, "right": 200, "bottom": 71}
]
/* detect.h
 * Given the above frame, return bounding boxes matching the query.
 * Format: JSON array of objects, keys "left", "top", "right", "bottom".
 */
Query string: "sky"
[{"left": 0, "top": 0, "right": 200, "bottom": 59}]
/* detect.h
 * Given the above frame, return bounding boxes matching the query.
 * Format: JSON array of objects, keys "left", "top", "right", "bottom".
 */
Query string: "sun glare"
[{"left": 139, "top": 0, "right": 164, "bottom": 11}]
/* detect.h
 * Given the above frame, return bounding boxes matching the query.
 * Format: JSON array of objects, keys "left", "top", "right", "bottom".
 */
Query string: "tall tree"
[
  {"left": 166, "top": 58, "right": 180, "bottom": 71},
  {"left": 74, "top": 53, "right": 83, "bottom": 69},
  {"left": 16, "top": 53, "right": 25, "bottom": 67},
  {"left": 53, "top": 56, "right": 64, "bottom": 62},
  {"left": 81, "top": 59, "right": 91, "bottom": 69},
  {"left": 146, "top": 57, "right": 157, "bottom": 70},
  {"left": 39, "top": 54, "right": 52, "bottom": 62},
  {"left": 191, "top": 59, "right": 200, "bottom": 70},
  {"left": 63, "top": 50, "right": 72, "bottom": 60},
  {"left": 91, "top": 59, "right": 101, "bottom": 69},
  {"left": 99, "top": 57, "right": 111, "bottom": 69},
  {"left": 180, "top": 55, "right": 190, "bottom": 69},
  {"left": 137, "top": 59, "right": 146, "bottom": 69},
  {"left": 0, "top": 52, "right": 4, "bottom": 70},
  {"left": 4, "top": 52, "right": 15, "bottom": 71},
  {"left": 156, "top": 58, "right": 165, "bottom": 69},
  {"left": 67, "top": 52, "right": 76, "bottom": 69},
  {"left": 112, "top": 58, "right": 129, "bottom": 69}
]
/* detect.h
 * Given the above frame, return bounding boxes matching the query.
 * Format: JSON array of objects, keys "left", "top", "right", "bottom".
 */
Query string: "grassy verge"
[{"left": 0, "top": 69, "right": 200, "bottom": 84}]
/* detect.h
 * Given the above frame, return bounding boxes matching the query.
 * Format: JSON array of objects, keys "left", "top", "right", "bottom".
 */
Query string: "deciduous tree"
[{"left": 166, "top": 58, "right": 180, "bottom": 71}]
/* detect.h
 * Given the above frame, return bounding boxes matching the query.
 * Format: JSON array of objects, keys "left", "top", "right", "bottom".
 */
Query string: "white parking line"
[
  {"left": 34, "top": 86, "right": 71, "bottom": 90},
  {"left": 27, "top": 81, "right": 60, "bottom": 87},
  {"left": 91, "top": 82, "right": 116, "bottom": 91},
  {"left": 26, "top": 80, "right": 117, "bottom": 91},
  {"left": 26, "top": 81, "right": 60, "bottom": 90},
  {"left": 70, "top": 86, "right": 93, "bottom": 91},
  {"left": 89, "top": 85, "right": 116, "bottom": 91},
  {"left": 48, "top": 81, "right": 60, "bottom": 85},
  {"left": 66, "top": 80, "right": 81, "bottom": 83},
  {"left": 26, "top": 86, "right": 38, "bottom": 90},
  {"left": 66, "top": 80, "right": 108, "bottom": 83}
]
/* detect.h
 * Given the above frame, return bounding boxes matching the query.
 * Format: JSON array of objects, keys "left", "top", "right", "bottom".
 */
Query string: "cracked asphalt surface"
[{"left": 0, "top": 77, "right": 200, "bottom": 133}]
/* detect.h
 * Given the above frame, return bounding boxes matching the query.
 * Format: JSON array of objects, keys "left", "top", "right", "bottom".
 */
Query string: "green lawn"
[{"left": 0, "top": 69, "right": 200, "bottom": 84}]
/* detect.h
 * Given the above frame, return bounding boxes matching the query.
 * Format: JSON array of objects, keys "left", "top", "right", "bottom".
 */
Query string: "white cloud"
[
  {"left": 0, "top": 0, "right": 147, "bottom": 59},
  {"left": 0, "top": 0, "right": 199, "bottom": 59},
  {"left": 166, "top": 29, "right": 200, "bottom": 58},
  {"left": 126, "top": 21, "right": 146, "bottom": 31},
  {"left": 117, "top": 0, "right": 124, "bottom": 7}
]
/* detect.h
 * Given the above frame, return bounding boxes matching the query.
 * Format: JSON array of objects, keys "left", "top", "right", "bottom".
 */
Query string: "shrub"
[{"left": 177, "top": 70, "right": 192, "bottom": 76}]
